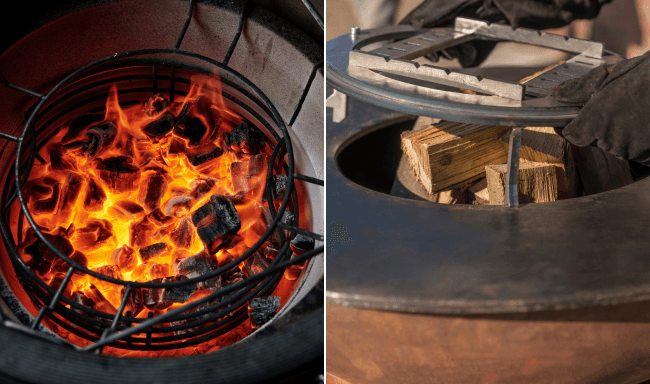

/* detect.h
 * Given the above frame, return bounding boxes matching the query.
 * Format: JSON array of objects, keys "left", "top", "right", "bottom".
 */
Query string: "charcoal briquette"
[
  {"left": 290, "top": 234, "right": 315, "bottom": 256},
  {"left": 174, "top": 115, "right": 207, "bottom": 146},
  {"left": 138, "top": 173, "right": 168, "bottom": 212},
  {"left": 86, "top": 284, "right": 118, "bottom": 314},
  {"left": 272, "top": 174, "right": 288, "bottom": 202},
  {"left": 244, "top": 251, "right": 269, "bottom": 277},
  {"left": 164, "top": 196, "right": 193, "bottom": 218},
  {"left": 142, "top": 113, "right": 175, "bottom": 140},
  {"left": 113, "top": 199, "right": 145, "bottom": 220},
  {"left": 139, "top": 242, "right": 170, "bottom": 263},
  {"left": 130, "top": 217, "right": 157, "bottom": 247},
  {"left": 192, "top": 195, "right": 241, "bottom": 254},
  {"left": 24, "top": 233, "right": 74, "bottom": 276},
  {"left": 248, "top": 296, "right": 280, "bottom": 328},
  {"left": 162, "top": 275, "right": 196, "bottom": 303},
  {"left": 186, "top": 144, "right": 223, "bottom": 167},
  {"left": 170, "top": 217, "right": 194, "bottom": 249},
  {"left": 148, "top": 263, "right": 170, "bottom": 279},
  {"left": 230, "top": 154, "right": 268, "bottom": 198},
  {"left": 147, "top": 208, "right": 175, "bottom": 227},
  {"left": 109, "top": 245, "right": 137, "bottom": 272},
  {"left": 121, "top": 285, "right": 144, "bottom": 317},
  {"left": 62, "top": 113, "right": 104, "bottom": 144},
  {"left": 32, "top": 183, "right": 61, "bottom": 215},
  {"left": 95, "top": 156, "right": 140, "bottom": 193},
  {"left": 228, "top": 121, "right": 265, "bottom": 154},
  {"left": 49, "top": 145, "right": 77, "bottom": 172},
  {"left": 58, "top": 173, "right": 85, "bottom": 222},
  {"left": 83, "top": 176, "right": 106, "bottom": 212},
  {"left": 174, "top": 250, "right": 221, "bottom": 290},
  {"left": 188, "top": 178, "right": 216, "bottom": 200}
]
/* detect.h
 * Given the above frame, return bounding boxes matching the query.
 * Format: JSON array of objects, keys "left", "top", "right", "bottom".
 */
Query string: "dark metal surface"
[{"left": 327, "top": 98, "right": 650, "bottom": 314}]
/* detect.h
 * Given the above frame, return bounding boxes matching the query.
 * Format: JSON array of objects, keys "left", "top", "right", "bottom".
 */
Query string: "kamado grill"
[
  {"left": 0, "top": 0, "right": 323, "bottom": 383},
  {"left": 327, "top": 20, "right": 650, "bottom": 384}
]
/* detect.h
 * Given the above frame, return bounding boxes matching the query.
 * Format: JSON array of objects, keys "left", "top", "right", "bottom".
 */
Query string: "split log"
[
  {"left": 485, "top": 161, "right": 569, "bottom": 205},
  {"left": 467, "top": 178, "right": 489, "bottom": 205},
  {"left": 401, "top": 122, "right": 510, "bottom": 194}
]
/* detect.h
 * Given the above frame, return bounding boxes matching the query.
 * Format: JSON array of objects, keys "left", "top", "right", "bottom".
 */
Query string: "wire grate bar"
[
  {"left": 109, "top": 285, "right": 132, "bottom": 332},
  {"left": 0, "top": 132, "right": 20, "bottom": 142},
  {"left": 223, "top": 0, "right": 249, "bottom": 66},
  {"left": 277, "top": 222, "right": 323, "bottom": 241},
  {"left": 293, "top": 173, "right": 323, "bottom": 186},
  {"left": 174, "top": 0, "right": 195, "bottom": 50},
  {"left": 82, "top": 246, "right": 322, "bottom": 352},
  {"left": 3, "top": 81, "right": 44, "bottom": 99},
  {"left": 301, "top": 0, "right": 323, "bottom": 30},
  {"left": 31, "top": 265, "right": 75, "bottom": 330},
  {"left": 289, "top": 60, "right": 323, "bottom": 126}
]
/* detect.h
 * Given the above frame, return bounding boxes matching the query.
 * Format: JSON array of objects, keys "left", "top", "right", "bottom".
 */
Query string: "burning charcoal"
[
  {"left": 170, "top": 186, "right": 191, "bottom": 196},
  {"left": 73, "top": 219, "right": 114, "bottom": 250},
  {"left": 95, "top": 156, "right": 140, "bottom": 193},
  {"left": 272, "top": 174, "right": 288, "bottom": 202},
  {"left": 32, "top": 183, "right": 61, "bottom": 215},
  {"left": 170, "top": 217, "right": 194, "bottom": 249},
  {"left": 218, "top": 251, "right": 244, "bottom": 284},
  {"left": 224, "top": 268, "right": 244, "bottom": 286},
  {"left": 164, "top": 196, "right": 193, "bottom": 218},
  {"left": 230, "top": 154, "right": 268, "bottom": 198},
  {"left": 290, "top": 234, "right": 315, "bottom": 256},
  {"left": 71, "top": 290, "right": 95, "bottom": 311},
  {"left": 167, "top": 137, "right": 186, "bottom": 157},
  {"left": 248, "top": 296, "right": 280, "bottom": 328},
  {"left": 112, "top": 199, "right": 145, "bottom": 220},
  {"left": 284, "top": 253, "right": 304, "bottom": 281},
  {"left": 148, "top": 263, "right": 169, "bottom": 279},
  {"left": 142, "top": 278, "right": 171, "bottom": 311},
  {"left": 162, "top": 275, "right": 195, "bottom": 303},
  {"left": 65, "top": 122, "right": 118, "bottom": 159},
  {"left": 139, "top": 242, "right": 170, "bottom": 263},
  {"left": 24, "top": 180, "right": 53, "bottom": 202},
  {"left": 147, "top": 208, "right": 175, "bottom": 227},
  {"left": 83, "top": 176, "right": 106, "bottom": 212},
  {"left": 50, "top": 249, "right": 88, "bottom": 275},
  {"left": 192, "top": 195, "right": 241, "bottom": 254},
  {"left": 186, "top": 144, "right": 223, "bottom": 167},
  {"left": 109, "top": 245, "right": 137, "bottom": 272},
  {"left": 152, "top": 222, "right": 176, "bottom": 242},
  {"left": 261, "top": 244, "right": 279, "bottom": 261},
  {"left": 247, "top": 204, "right": 280, "bottom": 249},
  {"left": 175, "top": 250, "right": 221, "bottom": 291},
  {"left": 48, "top": 273, "right": 72, "bottom": 298},
  {"left": 171, "top": 249, "right": 191, "bottom": 270},
  {"left": 188, "top": 178, "right": 217, "bottom": 200},
  {"left": 138, "top": 173, "right": 168, "bottom": 212},
  {"left": 142, "top": 113, "right": 175, "bottom": 140},
  {"left": 58, "top": 173, "right": 85, "bottom": 222},
  {"left": 94, "top": 265, "right": 123, "bottom": 281},
  {"left": 62, "top": 113, "right": 104, "bottom": 144},
  {"left": 244, "top": 252, "right": 269, "bottom": 277},
  {"left": 281, "top": 209, "right": 295, "bottom": 239},
  {"left": 121, "top": 286, "right": 144, "bottom": 317},
  {"left": 129, "top": 216, "right": 156, "bottom": 247},
  {"left": 142, "top": 276, "right": 194, "bottom": 310},
  {"left": 174, "top": 115, "right": 207, "bottom": 146},
  {"left": 24, "top": 233, "right": 74, "bottom": 276},
  {"left": 130, "top": 264, "right": 149, "bottom": 282},
  {"left": 86, "top": 284, "right": 118, "bottom": 314},
  {"left": 49, "top": 145, "right": 77, "bottom": 172},
  {"left": 144, "top": 93, "right": 169, "bottom": 117},
  {"left": 228, "top": 121, "right": 265, "bottom": 154}
]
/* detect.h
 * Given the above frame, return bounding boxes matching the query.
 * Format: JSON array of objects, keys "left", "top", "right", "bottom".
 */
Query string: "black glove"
[
  {"left": 552, "top": 50, "right": 650, "bottom": 165},
  {"left": 399, "top": 0, "right": 611, "bottom": 67}
]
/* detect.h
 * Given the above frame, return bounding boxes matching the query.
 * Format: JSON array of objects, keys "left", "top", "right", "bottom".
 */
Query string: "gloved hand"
[
  {"left": 552, "top": 50, "right": 650, "bottom": 165},
  {"left": 399, "top": 0, "right": 611, "bottom": 67}
]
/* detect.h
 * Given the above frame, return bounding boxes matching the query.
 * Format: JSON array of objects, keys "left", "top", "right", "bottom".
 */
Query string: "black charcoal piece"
[
  {"left": 230, "top": 154, "right": 268, "bottom": 197},
  {"left": 142, "top": 113, "right": 175, "bottom": 140},
  {"left": 192, "top": 195, "right": 241, "bottom": 253},
  {"left": 164, "top": 196, "right": 193, "bottom": 218},
  {"left": 142, "top": 278, "right": 172, "bottom": 311},
  {"left": 223, "top": 192, "right": 246, "bottom": 205},
  {"left": 86, "top": 284, "right": 118, "bottom": 314},
  {"left": 138, "top": 173, "right": 168, "bottom": 212},
  {"left": 148, "top": 263, "right": 169, "bottom": 279},
  {"left": 186, "top": 144, "right": 223, "bottom": 167},
  {"left": 144, "top": 93, "right": 169, "bottom": 117},
  {"left": 162, "top": 275, "right": 195, "bottom": 303},
  {"left": 62, "top": 113, "right": 104, "bottom": 144},
  {"left": 95, "top": 156, "right": 140, "bottom": 193},
  {"left": 174, "top": 115, "right": 207, "bottom": 146},
  {"left": 24, "top": 233, "right": 74, "bottom": 276},
  {"left": 130, "top": 218, "right": 158, "bottom": 246},
  {"left": 174, "top": 250, "right": 221, "bottom": 290},
  {"left": 113, "top": 199, "right": 145, "bottom": 220},
  {"left": 170, "top": 217, "right": 194, "bottom": 249},
  {"left": 49, "top": 145, "right": 77, "bottom": 172},
  {"left": 83, "top": 176, "right": 106, "bottom": 212},
  {"left": 228, "top": 121, "right": 265, "bottom": 154},
  {"left": 74, "top": 219, "right": 114, "bottom": 249},
  {"left": 248, "top": 296, "right": 280, "bottom": 328},
  {"left": 58, "top": 173, "right": 85, "bottom": 221},
  {"left": 139, "top": 242, "right": 170, "bottom": 263},
  {"left": 121, "top": 286, "right": 144, "bottom": 317},
  {"left": 33, "top": 183, "right": 61, "bottom": 215},
  {"left": 290, "top": 234, "right": 315, "bottom": 256},
  {"left": 50, "top": 249, "right": 88, "bottom": 276},
  {"left": 147, "top": 208, "right": 175, "bottom": 226},
  {"left": 244, "top": 252, "right": 269, "bottom": 277},
  {"left": 272, "top": 175, "right": 288, "bottom": 202},
  {"left": 85, "top": 122, "right": 118, "bottom": 159},
  {"left": 109, "top": 245, "right": 137, "bottom": 272},
  {"left": 167, "top": 137, "right": 186, "bottom": 156}
]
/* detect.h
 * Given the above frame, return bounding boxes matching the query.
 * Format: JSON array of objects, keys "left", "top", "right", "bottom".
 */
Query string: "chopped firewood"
[
  {"left": 248, "top": 296, "right": 280, "bottom": 328},
  {"left": 401, "top": 121, "right": 510, "bottom": 194},
  {"left": 485, "top": 161, "right": 569, "bottom": 205},
  {"left": 572, "top": 145, "right": 633, "bottom": 195},
  {"left": 467, "top": 179, "right": 490, "bottom": 205},
  {"left": 500, "top": 127, "right": 581, "bottom": 198}
]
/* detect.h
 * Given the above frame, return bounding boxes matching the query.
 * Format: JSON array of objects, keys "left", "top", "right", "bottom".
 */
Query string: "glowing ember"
[{"left": 17, "top": 75, "right": 299, "bottom": 356}]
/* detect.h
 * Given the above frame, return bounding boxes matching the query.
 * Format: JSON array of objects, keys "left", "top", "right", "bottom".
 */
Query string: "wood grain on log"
[{"left": 486, "top": 161, "right": 568, "bottom": 205}]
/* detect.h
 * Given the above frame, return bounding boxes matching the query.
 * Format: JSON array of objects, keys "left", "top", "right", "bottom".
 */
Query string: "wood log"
[
  {"left": 401, "top": 122, "right": 510, "bottom": 194},
  {"left": 485, "top": 161, "right": 569, "bottom": 205},
  {"left": 499, "top": 127, "right": 581, "bottom": 198},
  {"left": 467, "top": 178, "right": 489, "bottom": 205}
]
